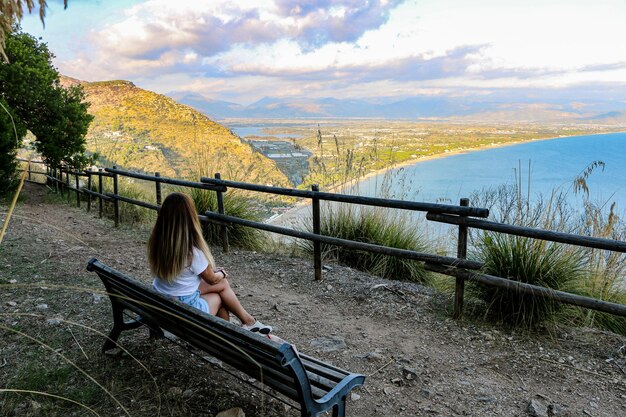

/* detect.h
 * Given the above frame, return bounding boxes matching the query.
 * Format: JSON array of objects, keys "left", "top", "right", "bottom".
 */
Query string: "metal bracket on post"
[
  {"left": 453, "top": 198, "right": 469, "bottom": 319},
  {"left": 312, "top": 184, "right": 322, "bottom": 281}
]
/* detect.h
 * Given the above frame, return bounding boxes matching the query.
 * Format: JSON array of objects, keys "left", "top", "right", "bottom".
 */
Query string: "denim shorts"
[{"left": 177, "top": 290, "right": 209, "bottom": 314}]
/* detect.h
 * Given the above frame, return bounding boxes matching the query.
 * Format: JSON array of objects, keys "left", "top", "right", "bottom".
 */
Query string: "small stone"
[
  {"left": 36, "top": 304, "right": 48, "bottom": 310},
  {"left": 167, "top": 387, "right": 183, "bottom": 398},
  {"left": 288, "top": 301, "right": 300, "bottom": 305},
  {"left": 477, "top": 395, "right": 497, "bottom": 403},
  {"left": 92, "top": 293, "right": 104, "bottom": 303},
  {"left": 589, "top": 401, "right": 599, "bottom": 409},
  {"left": 365, "top": 352, "right": 384, "bottom": 362},
  {"left": 104, "top": 348, "right": 123, "bottom": 357},
  {"left": 391, "top": 378, "right": 403, "bottom": 385},
  {"left": 272, "top": 303, "right": 280, "bottom": 311},
  {"left": 402, "top": 367, "right": 418, "bottom": 380},
  {"left": 350, "top": 392, "right": 361, "bottom": 401},
  {"left": 527, "top": 398, "right": 548, "bottom": 417},
  {"left": 6, "top": 301, "right": 17, "bottom": 307},
  {"left": 383, "top": 386, "right": 394, "bottom": 395},
  {"left": 309, "top": 336, "right": 346, "bottom": 353},
  {"left": 421, "top": 388, "right": 434, "bottom": 399},
  {"left": 182, "top": 389, "right": 194, "bottom": 399},
  {"left": 216, "top": 407, "right": 245, "bottom": 417},
  {"left": 8, "top": 279, "right": 17, "bottom": 284},
  {"left": 46, "top": 318, "right": 62, "bottom": 326},
  {"left": 549, "top": 404, "right": 564, "bottom": 416},
  {"left": 322, "top": 265, "right": 333, "bottom": 271},
  {"left": 326, "top": 284, "right": 333, "bottom": 290},
  {"left": 30, "top": 400, "right": 42, "bottom": 416}
]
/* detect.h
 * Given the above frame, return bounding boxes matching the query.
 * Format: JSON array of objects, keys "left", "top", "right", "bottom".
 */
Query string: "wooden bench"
[{"left": 87, "top": 258, "right": 365, "bottom": 417}]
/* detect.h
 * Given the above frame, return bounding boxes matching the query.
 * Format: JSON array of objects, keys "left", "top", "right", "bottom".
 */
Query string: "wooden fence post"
[
  {"left": 215, "top": 173, "right": 229, "bottom": 253},
  {"left": 113, "top": 166, "right": 120, "bottom": 227},
  {"left": 155, "top": 172, "right": 162, "bottom": 206},
  {"left": 453, "top": 198, "right": 470, "bottom": 319},
  {"left": 28, "top": 161, "right": 31, "bottom": 181},
  {"left": 58, "top": 168, "right": 63, "bottom": 196},
  {"left": 86, "top": 171, "right": 92, "bottom": 212},
  {"left": 75, "top": 172, "right": 81, "bottom": 207},
  {"left": 65, "top": 168, "right": 71, "bottom": 201},
  {"left": 98, "top": 169, "right": 103, "bottom": 219},
  {"left": 312, "top": 184, "right": 322, "bottom": 281}
]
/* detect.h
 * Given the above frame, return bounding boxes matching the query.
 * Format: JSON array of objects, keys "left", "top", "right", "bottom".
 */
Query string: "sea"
[
  {"left": 267, "top": 131, "right": 626, "bottom": 242},
  {"left": 349, "top": 132, "right": 626, "bottom": 212}
]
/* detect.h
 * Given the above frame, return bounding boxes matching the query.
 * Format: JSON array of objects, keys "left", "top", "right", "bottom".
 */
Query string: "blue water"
[{"left": 352, "top": 132, "right": 626, "bottom": 211}]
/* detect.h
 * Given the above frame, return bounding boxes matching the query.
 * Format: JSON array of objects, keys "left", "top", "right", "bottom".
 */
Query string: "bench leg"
[
  {"left": 332, "top": 399, "right": 346, "bottom": 417},
  {"left": 102, "top": 303, "right": 125, "bottom": 352},
  {"left": 149, "top": 326, "right": 164, "bottom": 340}
]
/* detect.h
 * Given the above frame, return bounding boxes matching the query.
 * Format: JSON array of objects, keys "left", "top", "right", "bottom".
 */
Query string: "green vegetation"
[
  {"left": 469, "top": 165, "right": 626, "bottom": 333},
  {"left": 189, "top": 188, "right": 267, "bottom": 250},
  {"left": 0, "top": 97, "right": 26, "bottom": 195},
  {"left": 187, "top": 150, "right": 269, "bottom": 250},
  {"left": 474, "top": 232, "right": 584, "bottom": 327},
  {"left": 76, "top": 77, "right": 290, "bottom": 188},
  {"left": 0, "top": 30, "right": 92, "bottom": 196},
  {"left": 297, "top": 203, "right": 430, "bottom": 283},
  {"left": 255, "top": 121, "right": 621, "bottom": 191}
]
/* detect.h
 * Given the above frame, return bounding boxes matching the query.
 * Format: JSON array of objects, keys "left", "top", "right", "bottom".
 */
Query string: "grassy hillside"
[{"left": 61, "top": 76, "right": 290, "bottom": 186}]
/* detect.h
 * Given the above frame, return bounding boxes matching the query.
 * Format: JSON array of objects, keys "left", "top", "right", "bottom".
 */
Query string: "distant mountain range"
[{"left": 168, "top": 91, "right": 626, "bottom": 124}]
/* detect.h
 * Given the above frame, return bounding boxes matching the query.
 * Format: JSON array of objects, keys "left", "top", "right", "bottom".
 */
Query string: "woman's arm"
[{"left": 199, "top": 267, "right": 229, "bottom": 285}]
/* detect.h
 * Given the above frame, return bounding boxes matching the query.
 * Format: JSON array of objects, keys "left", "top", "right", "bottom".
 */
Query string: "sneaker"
[{"left": 242, "top": 320, "right": 273, "bottom": 335}]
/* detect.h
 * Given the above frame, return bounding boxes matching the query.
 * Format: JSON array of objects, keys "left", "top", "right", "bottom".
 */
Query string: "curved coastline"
[{"left": 268, "top": 130, "right": 626, "bottom": 226}]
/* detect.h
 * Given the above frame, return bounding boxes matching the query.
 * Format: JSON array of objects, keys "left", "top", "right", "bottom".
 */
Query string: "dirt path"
[{"left": 1, "top": 183, "right": 625, "bottom": 417}]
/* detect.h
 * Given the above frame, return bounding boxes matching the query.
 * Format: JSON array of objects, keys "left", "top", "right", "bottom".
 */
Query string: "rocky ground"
[{"left": 1, "top": 183, "right": 626, "bottom": 417}]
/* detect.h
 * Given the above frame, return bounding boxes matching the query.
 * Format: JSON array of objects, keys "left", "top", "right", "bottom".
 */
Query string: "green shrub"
[
  {"left": 471, "top": 163, "right": 626, "bottom": 332},
  {"left": 562, "top": 201, "right": 626, "bottom": 335},
  {"left": 297, "top": 203, "right": 430, "bottom": 283},
  {"left": 101, "top": 179, "right": 156, "bottom": 225},
  {"left": 189, "top": 187, "right": 267, "bottom": 250},
  {"left": 474, "top": 232, "right": 584, "bottom": 327}
]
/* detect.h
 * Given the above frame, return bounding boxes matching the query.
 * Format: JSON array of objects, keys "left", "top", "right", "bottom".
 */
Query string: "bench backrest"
[{"left": 87, "top": 258, "right": 314, "bottom": 402}]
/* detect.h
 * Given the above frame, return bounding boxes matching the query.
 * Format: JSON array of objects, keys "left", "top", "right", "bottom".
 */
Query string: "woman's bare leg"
[
  {"left": 199, "top": 279, "right": 255, "bottom": 325},
  {"left": 201, "top": 292, "right": 229, "bottom": 321}
]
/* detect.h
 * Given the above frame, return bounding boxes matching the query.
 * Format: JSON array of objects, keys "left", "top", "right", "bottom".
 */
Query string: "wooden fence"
[{"left": 17, "top": 159, "right": 626, "bottom": 320}]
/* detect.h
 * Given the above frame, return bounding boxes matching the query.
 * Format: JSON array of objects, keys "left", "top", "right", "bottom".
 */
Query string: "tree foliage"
[
  {"left": 0, "top": 97, "right": 26, "bottom": 195},
  {"left": 0, "top": 30, "right": 93, "bottom": 170},
  {"left": 0, "top": 1, "right": 68, "bottom": 61}
]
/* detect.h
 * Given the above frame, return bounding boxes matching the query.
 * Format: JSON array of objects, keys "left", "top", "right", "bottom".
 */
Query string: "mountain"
[
  {"left": 584, "top": 111, "right": 626, "bottom": 123},
  {"left": 172, "top": 92, "right": 626, "bottom": 124},
  {"left": 61, "top": 77, "right": 291, "bottom": 186}
]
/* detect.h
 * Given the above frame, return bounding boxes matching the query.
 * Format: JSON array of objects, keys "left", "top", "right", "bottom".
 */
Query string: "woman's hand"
[{"left": 200, "top": 267, "right": 229, "bottom": 285}]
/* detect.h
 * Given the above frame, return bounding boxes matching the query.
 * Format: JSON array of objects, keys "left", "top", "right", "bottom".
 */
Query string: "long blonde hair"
[{"left": 147, "top": 192, "right": 215, "bottom": 282}]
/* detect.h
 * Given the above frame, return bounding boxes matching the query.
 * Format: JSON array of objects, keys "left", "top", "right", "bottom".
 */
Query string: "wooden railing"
[{"left": 18, "top": 160, "right": 626, "bottom": 320}]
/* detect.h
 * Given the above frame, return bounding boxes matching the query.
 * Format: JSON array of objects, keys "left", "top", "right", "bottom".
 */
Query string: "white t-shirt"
[{"left": 152, "top": 247, "right": 209, "bottom": 296}]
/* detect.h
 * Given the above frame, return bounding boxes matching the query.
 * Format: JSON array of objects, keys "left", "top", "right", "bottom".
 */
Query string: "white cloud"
[{"left": 36, "top": 0, "right": 626, "bottom": 103}]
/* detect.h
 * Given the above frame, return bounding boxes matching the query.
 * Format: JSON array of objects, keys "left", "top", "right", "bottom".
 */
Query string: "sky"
[{"left": 21, "top": 0, "right": 626, "bottom": 106}]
